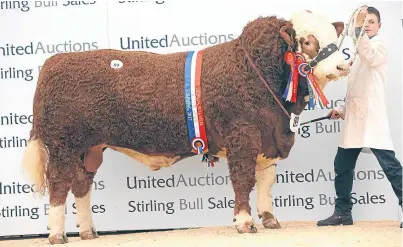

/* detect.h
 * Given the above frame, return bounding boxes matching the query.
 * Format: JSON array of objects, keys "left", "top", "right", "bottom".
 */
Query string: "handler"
[{"left": 317, "top": 6, "right": 403, "bottom": 228}]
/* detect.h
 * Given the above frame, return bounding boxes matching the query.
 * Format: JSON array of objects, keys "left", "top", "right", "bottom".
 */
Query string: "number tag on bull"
[
  {"left": 111, "top": 60, "right": 123, "bottom": 69},
  {"left": 290, "top": 113, "right": 300, "bottom": 132}
]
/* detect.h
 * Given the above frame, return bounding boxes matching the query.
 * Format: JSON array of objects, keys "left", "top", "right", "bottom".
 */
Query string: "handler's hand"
[
  {"left": 355, "top": 6, "right": 368, "bottom": 28},
  {"left": 328, "top": 109, "right": 343, "bottom": 120}
]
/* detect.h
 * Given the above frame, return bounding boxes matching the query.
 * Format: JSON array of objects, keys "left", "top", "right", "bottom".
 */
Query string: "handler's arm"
[{"left": 355, "top": 28, "right": 387, "bottom": 67}]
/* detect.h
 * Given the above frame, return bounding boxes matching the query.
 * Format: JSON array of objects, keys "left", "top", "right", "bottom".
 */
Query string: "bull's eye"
[{"left": 305, "top": 41, "right": 310, "bottom": 46}]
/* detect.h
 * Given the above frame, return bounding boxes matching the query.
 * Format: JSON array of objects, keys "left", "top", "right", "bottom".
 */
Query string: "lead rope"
[
  {"left": 351, "top": 8, "right": 369, "bottom": 64},
  {"left": 337, "top": 5, "right": 369, "bottom": 102},
  {"left": 338, "top": 5, "right": 369, "bottom": 67},
  {"left": 243, "top": 47, "right": 291, "bottom": 119}
]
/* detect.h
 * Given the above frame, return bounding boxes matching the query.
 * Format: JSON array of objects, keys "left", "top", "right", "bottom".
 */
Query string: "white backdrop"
[{"left": 0, "top": 0, "right": 401, "bottom": 237}]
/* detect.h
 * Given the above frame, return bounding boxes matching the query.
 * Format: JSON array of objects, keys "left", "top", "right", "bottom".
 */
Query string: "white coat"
[{"left": 335, "top": 33, "right": 394, "bottom": 151}]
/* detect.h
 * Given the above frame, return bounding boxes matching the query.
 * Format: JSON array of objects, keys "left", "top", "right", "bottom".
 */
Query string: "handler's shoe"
[{"left": 317, "top": 212, "right": 353, "bottom": 226}]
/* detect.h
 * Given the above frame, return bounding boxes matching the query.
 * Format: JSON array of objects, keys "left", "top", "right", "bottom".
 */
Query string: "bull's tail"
[{"left": 21, "top": 131, "right": 49, "bottom": 197}]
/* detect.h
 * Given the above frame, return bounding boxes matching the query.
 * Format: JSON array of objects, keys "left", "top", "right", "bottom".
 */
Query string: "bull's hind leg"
[
  {"left": 47, "top": 153, "right": 75, "bottom": 245},
  {"left": 226, "top": 123, "right": 261, "bottom": 233},
  {"left": 72, "top": 165, "right": 98, "bottom": 240},
  {"left": 72, "top": 146, "right": 104, "bottom": 240},
  {"left": 255, "top": 156, "right": 281, "bottom": 229}
]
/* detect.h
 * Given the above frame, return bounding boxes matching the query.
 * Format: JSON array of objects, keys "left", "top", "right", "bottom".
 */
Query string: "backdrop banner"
[{"left": 0, "top": 0, "right": 401, "bottom": 237}]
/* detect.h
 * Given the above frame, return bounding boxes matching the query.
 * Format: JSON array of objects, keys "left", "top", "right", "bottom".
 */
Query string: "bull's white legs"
[
  {"left": 255, "top": 156, "right": 281, "bottom": 229},
  {"left": 233, "top": 210, "right": 256, "bottom": 233},
  {"left": 48, "top": 204, "right": 68, "bottom": 244},
  {"left": 75, "top": 188, "right": 99, "bottom": 240},
  {"left": 256, "top": 165, "right": 275, "bottom": 214}
]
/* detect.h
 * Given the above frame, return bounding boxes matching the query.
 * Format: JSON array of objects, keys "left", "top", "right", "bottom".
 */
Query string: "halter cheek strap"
[{"left": 303, "top": 43, "right": 338, "bottom": 72}]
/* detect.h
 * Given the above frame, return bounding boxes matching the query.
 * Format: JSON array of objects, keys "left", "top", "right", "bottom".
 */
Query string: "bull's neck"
[{"left": 241, "top": 45, "right": 290, "bottom": 98}]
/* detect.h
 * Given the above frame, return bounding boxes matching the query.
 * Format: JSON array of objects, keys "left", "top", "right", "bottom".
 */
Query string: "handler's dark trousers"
[
  {"left": 318, "top": 147, "right": 402, "bottom": 226},
  {"left": 334, "top": 147, "right": 402, "bottom": 214}
]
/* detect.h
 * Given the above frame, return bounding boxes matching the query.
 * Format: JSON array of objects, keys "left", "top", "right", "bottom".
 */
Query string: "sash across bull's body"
[{"left": 183, "top": 49, "right": 218, "bottom": 167}]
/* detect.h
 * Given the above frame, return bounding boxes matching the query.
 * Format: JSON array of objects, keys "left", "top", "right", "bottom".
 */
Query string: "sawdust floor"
[{"left": 1, "top": 221, "right": 401, "bottom": 247}]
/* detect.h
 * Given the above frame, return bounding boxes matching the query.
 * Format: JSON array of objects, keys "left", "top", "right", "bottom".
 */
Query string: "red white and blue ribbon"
[
  {"left": 282, "top": 50, "right": 329, "bottom": 109},
  {"left": 184, "top": 50, "right": 209, "bottom": 156},
  {"left": 297, "top": 62, "right": 329, "bottom": 109},
  {"left": 282, "top": 50, "right": 299, "bottom": 102}
]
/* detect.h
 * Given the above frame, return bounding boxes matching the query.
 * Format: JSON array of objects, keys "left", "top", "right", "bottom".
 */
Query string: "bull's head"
[{"left": 283, "top": 10, "right": 350, "bottom": 89}]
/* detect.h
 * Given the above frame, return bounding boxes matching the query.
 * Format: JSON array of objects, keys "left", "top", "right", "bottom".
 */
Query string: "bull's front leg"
[
  {"left": 255, "top": 156, "right": 281, "bottom": 229},
  {"left": 225, "top": 123, "right": 261, "bottom": 233}
]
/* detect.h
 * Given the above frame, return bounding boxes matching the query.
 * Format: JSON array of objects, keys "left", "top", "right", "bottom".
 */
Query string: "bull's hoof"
[
  {"left": 235, "top": 221, "right": 258, "bottom": 233},
  {"left": 80, "top": 227, "right": 99, "bottom": 240},
  {"left": 263, "top": 220, "right": 281, "bottom": 229},
  {"left": 233, "top": 211, "right": 257, "bottom": 233},
  {"left": 259, "top": 212, "right": 281, "bottom": 229},
  {"left": 48, "top": 233, "right": 68, "bottom": 245}
]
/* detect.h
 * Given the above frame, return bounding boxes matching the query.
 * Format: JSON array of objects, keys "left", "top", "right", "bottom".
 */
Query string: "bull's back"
[
  {"left": 34, "top": 49, "right": 191, "bottom": 152},
  {"left": 106, "top": 49, "right": 191, "bottom": 152}
]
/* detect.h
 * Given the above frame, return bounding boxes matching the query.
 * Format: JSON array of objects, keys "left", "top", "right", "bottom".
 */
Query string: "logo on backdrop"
[
  {"left": 0, "top": 167, "right": 389, "bottom": 220},
  {"left": 119, "top": 33, "right": 236, "bottom": 50},
  {"left": 124, "top": 168, "right": 387, "bottom": 189},
  {"left": 0, "top": 41, "right": 99, "bottom": 57},
  {"left": 276, "top": 168, "right": 386, "bottom": 184},
  {"left": 0, "top": 180, "right": 105, "bottom": 220},
  {"left": 0, "top": 113, "right": 33, "bottom": 149},
  {"left": 126, "top": 173, "right": 231, "bottom": 189},
  {"left": 0, "top": 41, "right": 99, "bottom": 83},
  {"left": 0, "top": 1, "right": 97, "bottom": 12},
  {"left": 270, "top": 191, "right": 386, "bottom": 211},
  {"left": 270, "top": 167, "right": 388, "bottom": 210}
]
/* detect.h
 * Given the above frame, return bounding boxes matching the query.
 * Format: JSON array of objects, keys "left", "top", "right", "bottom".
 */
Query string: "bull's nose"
[
  {"left": 337, "top": 65, "right": 345, "bottom": 70},
  {"left": 337, "top": 64, "right": 349, "bottom": 71},
  {"left": 336, "top": 64, "right": 350, "bottom": 76}
]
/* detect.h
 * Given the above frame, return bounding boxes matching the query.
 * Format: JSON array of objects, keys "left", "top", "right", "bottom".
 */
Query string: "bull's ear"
[
  {"left": 332, "top": 22, "right": 344, "bottom": 37},
  {"left": 280, "top": 21, "right": 295, "bottom": 48}
]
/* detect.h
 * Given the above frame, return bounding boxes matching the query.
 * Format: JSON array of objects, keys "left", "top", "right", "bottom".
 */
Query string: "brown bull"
[{"left": 22, "top": 10, "right": 348, "bottom": 245}]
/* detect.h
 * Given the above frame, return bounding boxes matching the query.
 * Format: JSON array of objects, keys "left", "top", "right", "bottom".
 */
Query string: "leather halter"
[
  {"left": 242, "top": 40, "right": 340, "bottom": 120},
  {"left": 303, "top": 43, "right": 338, "bottom": 72}
]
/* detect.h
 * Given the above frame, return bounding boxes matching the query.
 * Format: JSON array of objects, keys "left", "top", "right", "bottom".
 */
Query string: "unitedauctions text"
[
  {"left": 120, "top": 33, "right": 235, "bottom": 50},
  {"left": 127, "top": 174, "right": 230, "bottom": 189},
  {"left": 0, "top": 41, "right": 99, "bottom": 56},
  {"left": 126, "top": 168, "right": 386, "bottom": 190}
]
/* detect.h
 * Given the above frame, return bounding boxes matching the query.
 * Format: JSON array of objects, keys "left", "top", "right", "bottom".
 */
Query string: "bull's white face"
[
  {"left": 312, "top": 47, "right": 350, "bottom": 84},
  {"left": 291, "top": 10, "right": 350, "bottom": 88}
]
